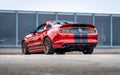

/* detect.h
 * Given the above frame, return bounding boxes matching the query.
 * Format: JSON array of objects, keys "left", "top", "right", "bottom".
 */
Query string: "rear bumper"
[
  {"left": 52, "top": 39, "right": 97, "bottom": 49},
  {"left": 52, "top": 33, "right": 98, "bottom": 50},
  {"left": 62, "top": 43, "right": 96, "bottom": 50}
]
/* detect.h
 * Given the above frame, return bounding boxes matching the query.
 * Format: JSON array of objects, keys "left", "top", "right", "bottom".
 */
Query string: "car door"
[{"left": 28, "top": 24, "right": 46, "bottom": 52}]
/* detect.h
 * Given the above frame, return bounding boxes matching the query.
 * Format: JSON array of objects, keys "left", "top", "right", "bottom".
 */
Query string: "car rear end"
[{"left": 52, "top": 23, "right": 98, "bottom": 53}]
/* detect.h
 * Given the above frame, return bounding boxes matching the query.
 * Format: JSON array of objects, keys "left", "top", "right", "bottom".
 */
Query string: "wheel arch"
[
  {"left": 43, "top": 36, "right": 55, "bottom": 48},
  {"left": 22, "top": 39, "right": 25, "bottom": 44},
  {"left": 43, "top": 36, "right": 52, "bottom": 42},
  {"left": 21, "top": 38, "right": 28, "bottom": 45}
]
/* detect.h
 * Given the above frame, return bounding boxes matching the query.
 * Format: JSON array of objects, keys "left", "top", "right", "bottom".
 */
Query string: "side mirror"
[{"left": 30, "top": 29, "right": 36, "bottom": 33}]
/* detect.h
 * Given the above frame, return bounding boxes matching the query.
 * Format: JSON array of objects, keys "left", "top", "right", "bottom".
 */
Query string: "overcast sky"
[{"left": 0, "top": 0, "right": 120, "bottom": 14}]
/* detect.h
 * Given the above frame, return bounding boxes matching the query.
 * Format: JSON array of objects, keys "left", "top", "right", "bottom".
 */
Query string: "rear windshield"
[{"left": 53, "top": 21, "right": 78, "bottom": 26}]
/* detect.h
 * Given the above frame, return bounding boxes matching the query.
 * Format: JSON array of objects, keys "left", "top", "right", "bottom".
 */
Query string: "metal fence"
[{"left": 0, "top": 10, "right": 120, "bottom": 48}]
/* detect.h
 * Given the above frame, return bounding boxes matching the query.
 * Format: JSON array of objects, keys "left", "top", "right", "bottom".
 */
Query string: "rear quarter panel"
[{"left": 45, "top": 28, "right": 59, "bottom": 42}]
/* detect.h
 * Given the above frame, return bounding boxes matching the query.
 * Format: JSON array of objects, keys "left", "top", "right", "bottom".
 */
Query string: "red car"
[{"left": 22, "top": 21, "right": 98, "bottom": 54}]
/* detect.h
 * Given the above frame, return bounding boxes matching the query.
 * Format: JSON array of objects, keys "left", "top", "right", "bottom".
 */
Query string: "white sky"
[{"left": 0, "top": 0, "right": 120, "bottom": 14}]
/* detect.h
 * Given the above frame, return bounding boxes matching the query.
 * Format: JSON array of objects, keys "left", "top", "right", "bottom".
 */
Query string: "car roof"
[{"left": 52, "top": 20, "right": 79, "bottom": 25}]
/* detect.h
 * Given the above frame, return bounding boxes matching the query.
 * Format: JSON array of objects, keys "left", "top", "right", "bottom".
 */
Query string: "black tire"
[
  {"left": 22, "top": 41, "right": 29, "bottom": 55},
  {"left": 44, "top": 38, "right": 54, "bottom": 54},
  {"left": 82, "top": 48, "right": 94, "bottom": 54}
]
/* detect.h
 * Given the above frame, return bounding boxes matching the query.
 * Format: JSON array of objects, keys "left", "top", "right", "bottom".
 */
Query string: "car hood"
[{"left": 25, "top": 34, "right": 32, "bottom": 38}]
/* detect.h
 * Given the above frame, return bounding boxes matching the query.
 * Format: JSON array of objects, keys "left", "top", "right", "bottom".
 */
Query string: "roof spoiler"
[{"left": 60, "top": 24, "right": 95, "bottom": 28}]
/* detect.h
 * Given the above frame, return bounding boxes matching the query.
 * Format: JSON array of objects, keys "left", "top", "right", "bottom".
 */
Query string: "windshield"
[{"left": 36, "top": 24, "right": 45, "bottom": 32}]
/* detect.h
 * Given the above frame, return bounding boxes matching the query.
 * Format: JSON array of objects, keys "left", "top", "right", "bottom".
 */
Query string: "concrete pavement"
[{"left": 0, "top": 55, "right": 120, "bottom": 75}]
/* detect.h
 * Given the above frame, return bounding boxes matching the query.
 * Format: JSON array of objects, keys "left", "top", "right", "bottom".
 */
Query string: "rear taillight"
[
  {"left": 59, "top": 28, "right": 97, "bottom": 34},
  {"left": 59, "top": 28, "right": 72, "bottom": 33},
  {"left": 88, "top": 28, "right": 97, "bottom": 33}
]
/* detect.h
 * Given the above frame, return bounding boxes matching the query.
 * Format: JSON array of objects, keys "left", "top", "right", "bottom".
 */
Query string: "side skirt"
[{"left": 27, "top": 44, "right": 44, "bottom": 53}]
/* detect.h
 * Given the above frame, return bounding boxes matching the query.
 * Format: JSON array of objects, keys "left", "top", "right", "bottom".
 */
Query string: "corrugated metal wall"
[{"left": 0, "top": 10, "right": 120, "bottom": 47}]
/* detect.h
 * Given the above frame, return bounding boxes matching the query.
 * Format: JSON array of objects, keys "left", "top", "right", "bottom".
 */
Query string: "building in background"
[{"left": 0, "top": 10, "right": 120, "bottom": 48}]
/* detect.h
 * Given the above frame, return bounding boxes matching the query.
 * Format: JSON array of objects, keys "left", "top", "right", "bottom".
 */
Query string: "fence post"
[{"left": 16, "top": 11, "right": 18, "bottom": 47}]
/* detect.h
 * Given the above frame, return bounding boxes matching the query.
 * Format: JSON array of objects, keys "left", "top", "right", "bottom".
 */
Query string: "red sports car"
[{"left": 22, "top": 21, "right": 98, "bottom": 54}]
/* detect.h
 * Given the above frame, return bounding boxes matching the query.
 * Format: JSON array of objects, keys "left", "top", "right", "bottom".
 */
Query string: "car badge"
[{"left": 78, "top": 28, "right": 82, "bottom": 33}]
